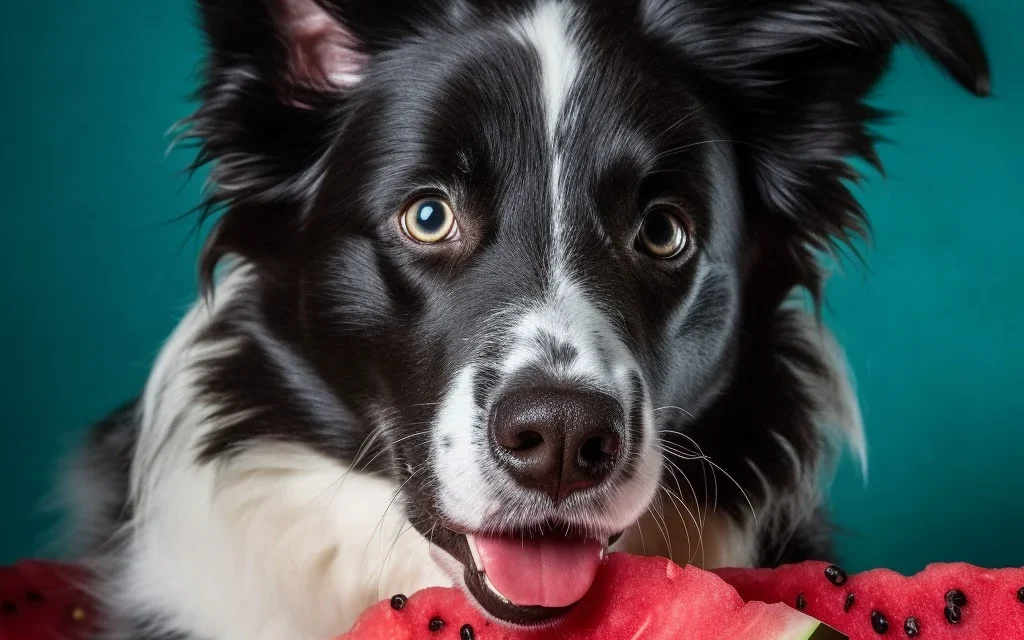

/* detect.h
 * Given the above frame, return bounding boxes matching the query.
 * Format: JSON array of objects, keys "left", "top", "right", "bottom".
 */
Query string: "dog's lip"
[
  {"left": 440, "top": 521, "right": 624, "bottom": 546},
  {"left": 429, "top": 522, "right": 624, "bottom": 626}
]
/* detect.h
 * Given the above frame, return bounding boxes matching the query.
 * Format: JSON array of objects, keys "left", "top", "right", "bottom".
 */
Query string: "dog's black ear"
[
  {"left": 189, "top": 0, "right": 459, "bottom": 287},
  {"left": 651, "top": 0, "right": 990, "bottom": 302},
  {"left": 726, "top": 0, "right": 992, "bottom": 98},
  {"left": 186, "top": 0, "right": 374, "bottom": 285}
]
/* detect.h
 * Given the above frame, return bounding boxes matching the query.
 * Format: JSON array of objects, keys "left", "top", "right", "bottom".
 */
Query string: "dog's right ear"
[
  {"left": 201, "top": 0, "right": 368, "bottom": 93},
  {"left": 188, "top": 0, "right": 374, "bottom": 285},
  {"left": 191, "top": 0, "right": 368, "bottom": 189}
]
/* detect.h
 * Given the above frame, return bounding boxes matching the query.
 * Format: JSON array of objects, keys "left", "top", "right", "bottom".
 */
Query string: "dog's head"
[{"left": 188, "top": 0, "right": 988, "bottom": 624}]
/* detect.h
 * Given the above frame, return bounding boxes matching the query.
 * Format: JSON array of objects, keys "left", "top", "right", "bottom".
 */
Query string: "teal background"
[{"left": 0, "top": 1, "right": 1020, "bottom": 574}]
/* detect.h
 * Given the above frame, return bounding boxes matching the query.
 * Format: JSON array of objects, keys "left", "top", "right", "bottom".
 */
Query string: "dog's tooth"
[
  {"left": 466, "top": 535, "right": 484, "bottom": 571},
  {"left": 483, "top": 573, "right": 511, "bottom": 604}
]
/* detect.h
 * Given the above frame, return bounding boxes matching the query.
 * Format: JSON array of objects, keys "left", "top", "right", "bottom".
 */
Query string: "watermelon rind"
[
  {"left": 754, "top": 620, "right": 847, "bottom": 640},
  {"left": 805, "top": 624, "right": 848, "bottom": 640},
  {"left": 720, "top": 600, "right": 847, "bottom": 640}
]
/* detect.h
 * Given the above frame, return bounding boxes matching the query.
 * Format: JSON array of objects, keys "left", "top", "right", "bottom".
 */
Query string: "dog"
[{"left": 66, "top": 0, "right": 990, "bottom": 638}]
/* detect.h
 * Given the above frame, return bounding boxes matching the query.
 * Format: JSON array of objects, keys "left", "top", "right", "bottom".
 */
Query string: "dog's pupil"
[
  {"left": 643, "top": 211, "right": 676, "bottom": 247},
  {"left": 416, "top": 201, "right": 446, "bottom": 233}
]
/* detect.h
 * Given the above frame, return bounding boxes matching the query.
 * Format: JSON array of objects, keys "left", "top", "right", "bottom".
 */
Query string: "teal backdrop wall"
[{"left": 1, "top": 1, "right": 1021, "bottom": 573}]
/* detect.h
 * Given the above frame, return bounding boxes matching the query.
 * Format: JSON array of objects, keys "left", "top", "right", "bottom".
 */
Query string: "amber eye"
[
  {"left": 637, "top": 207, "right": 688, "bottom": 259},
  {"left": 401, "top": 197, "right": 457, "bottom": 243}
]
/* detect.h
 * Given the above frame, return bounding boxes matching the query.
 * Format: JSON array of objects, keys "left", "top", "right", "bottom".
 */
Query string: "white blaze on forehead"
[
  {"left": 509, "top": 1, "right": 580, "bottom": 275},
  {"left": 504, "top": 2, "right": 604, "bottom": 381},
  {"left": 511, "top": 1, "right": 580, "bottom": 140},
  {"left": 428, "top": 2, "right": 663, "bottom": 533},
  {"left": 502, "top": 2, "right": 642, "bottom": 399}
]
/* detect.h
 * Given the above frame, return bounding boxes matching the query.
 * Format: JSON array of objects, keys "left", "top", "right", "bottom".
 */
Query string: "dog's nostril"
[
  {"left": 578, "top": 433, "right": 620, "bottom": 467},
  {"left": 511, "top": 429, "right": 544, "bottom": 452}
]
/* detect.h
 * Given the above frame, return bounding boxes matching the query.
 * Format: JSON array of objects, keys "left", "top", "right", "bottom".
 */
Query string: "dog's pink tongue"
[{"left": 471, "top": 534, "right": 604, "bottom": 609}]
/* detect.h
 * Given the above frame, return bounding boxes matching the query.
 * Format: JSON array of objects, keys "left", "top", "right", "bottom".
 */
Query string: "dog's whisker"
[
  {"left": 659, "top": 441, "right": 713, "bottom": 523},
  {"left": 659, "top": 479, "right": 708, "bottom": 565},
  {"left": 653, "top": 405, "right": 698, "bottom": 421},
  {"left": 656, "top": 480, "right": 690, "bottom": 555},
  {"left": 363, "top": 464, "right": 424, "bottom": 572},
  {"left": 657, "top": 448, "right": 709, "bottom": 561},
  {"left": 632, "top": 516, "right": 647, "bottom": 556},
  {"left": 657, "top": 442, "right": 704, "bottom": 460},
  {"left": 659, "top": 481, "right": 705, "bottom": 567},
  {"left": 377, "top": 520, "right": 420, "bottom": 597},
  {"left": 670, "top": 435, "right": 757, "bottom": 526},
  {"left": 648, "top": 495, "right": 674, "bottom": 560},
  {"left": 351, "top": 430, "right": 430, "bottom": 476},
  {"left": 658, "top": 450, "right": 705, "bottom": 529},
  {"left": 347, "top": 423, "right": 399, "bottom": 471},
  {"left": 314, "top": 470, "right": 350, "bottom": 522},
  {"left": 655, "top": 105, "right": 707, "bottom": 140},
  {"left": 327, "top": 431, "right": 430, "bottom": 524},
  {"left": 659, "top": 430, "right": 721, "bottom": 514}
]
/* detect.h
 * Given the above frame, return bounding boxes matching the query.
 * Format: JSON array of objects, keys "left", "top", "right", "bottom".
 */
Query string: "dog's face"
[
  {"left": 301, "top": 4, "right": 744, "bottom": 619},
  {"left": 191, "top": 0, "right": 988, "bottom": 624}
]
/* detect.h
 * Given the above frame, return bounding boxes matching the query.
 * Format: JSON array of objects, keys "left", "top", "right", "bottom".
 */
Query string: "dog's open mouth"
[
  {"left": 468, "top": 533, "right": 604, "bottom": 608},
  {"left": 425, "top": 521, "right": 623, "bottom": 625}
]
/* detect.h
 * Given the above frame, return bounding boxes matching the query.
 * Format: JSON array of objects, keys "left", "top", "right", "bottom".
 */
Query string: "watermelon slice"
[
  {"left": 339, "top": 554, "right": 844, "bottom": 639},
  {"left": 0, "top": 561, "right": 95, "bottom": 640},
  {"left": 715, "top": 561, "right": 1024, "bottom": 639}
]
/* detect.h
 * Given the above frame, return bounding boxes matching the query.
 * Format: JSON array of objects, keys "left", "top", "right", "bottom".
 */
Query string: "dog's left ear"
[
  {"left": 189, "top": 0, "right": 447, "bottom": 286},
  {"left": 651, "top": 0, "right": 990, "bottom": 300},
  {"left": 186, "top": 0, "right": 366, "bottom": 286}
]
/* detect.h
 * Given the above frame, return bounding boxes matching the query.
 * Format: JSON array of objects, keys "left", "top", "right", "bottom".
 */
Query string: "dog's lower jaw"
[{"left": 114, "top": 445, "right": 450, "bottom": 640}]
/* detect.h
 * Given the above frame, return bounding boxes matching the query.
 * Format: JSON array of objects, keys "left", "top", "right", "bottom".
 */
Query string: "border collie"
[{"left": 68, "top": 0, "right": 989, "bottom": 638}]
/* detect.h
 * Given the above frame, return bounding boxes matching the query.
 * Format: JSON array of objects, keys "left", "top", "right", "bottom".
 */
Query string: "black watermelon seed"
[
  {"left": 389, "top": 595, "right": 407, "bottom": 611},
  {"left": 903, "top": 617, "right": 920, "bottom": 637},
  {"left": 825, "top": 565, "right": 849, "bottom": 587},
  {"left": 1017, "top": 586, "right": 1024, "bottom": 603},
  {"left": 428, "top": 617, "right": 444, "bottom": 632},
  {"left": 2, "top": 601, "right": 16, "bottom": 613},
  {"left": 945, "top": 589, "right": 968, "bottom": 607},
  {"left": 871, "top": 610, "right": 889, "bottom": 634},
  {"left": 796, "top": 593, "right": 807, "bottom": 611},
  {"left": 944, "top": 603, "right": 962, "bottom": 624},
  {"left": 460, "top": 623, "right": 475, "bottom": 640},
  {"left": 25, "top": 591, "right": 44, "bottom": 603},
  {"left": 844, "top": 593, "right": 856, "bottom": 612}
]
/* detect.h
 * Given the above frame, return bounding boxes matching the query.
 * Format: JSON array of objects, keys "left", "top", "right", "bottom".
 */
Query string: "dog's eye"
[
  {"left": 401, "top": 197, "right": 457, "bottom": 243},
  {"left": 637, "top": 207, "right": 688, "bottom": 259}
]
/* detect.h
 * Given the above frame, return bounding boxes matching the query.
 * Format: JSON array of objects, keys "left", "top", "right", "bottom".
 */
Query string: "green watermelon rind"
[
  {"left": 724, "top": 600, "right": 847, "bottom": 640},
  {"left": 806, "top": 625, "right": 848, "bottom": 640}
]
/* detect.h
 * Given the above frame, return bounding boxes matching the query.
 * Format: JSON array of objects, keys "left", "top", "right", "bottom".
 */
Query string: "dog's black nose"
[{"left": 489, "top": 387, "right": 624, "bottom": 502}]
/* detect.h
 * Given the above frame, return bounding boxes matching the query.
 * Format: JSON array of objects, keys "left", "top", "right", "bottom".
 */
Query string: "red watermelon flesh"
[
  {"left": 340, "top": 553, "right": 844, "bottom": 639},
  {"left": 0, "top": 561, "right": 95, "bottom": 640},
  {"left": 715, "top": 561, "right": 1024, "bottom": 639}
]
